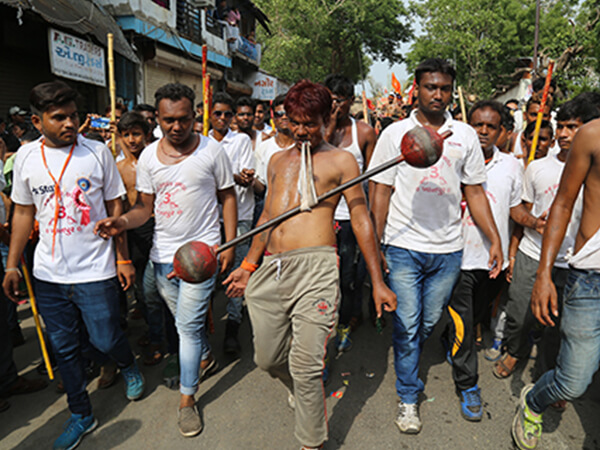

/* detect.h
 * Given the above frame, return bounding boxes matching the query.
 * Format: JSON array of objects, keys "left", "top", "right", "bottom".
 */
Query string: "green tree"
[
  {"left": 406, "top": 0, "right": 599, "bottom": 99},
  {"left": 254, "top": 0, "right": 412, "bottom": 84}
]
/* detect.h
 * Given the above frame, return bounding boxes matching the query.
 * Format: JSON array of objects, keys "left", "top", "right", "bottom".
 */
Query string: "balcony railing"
[
  {"left": 229, "top": 35, "right": 261, "bottom": 65},
  {"left": 176, "top": 0, "right": 202, "bottom": 43}
]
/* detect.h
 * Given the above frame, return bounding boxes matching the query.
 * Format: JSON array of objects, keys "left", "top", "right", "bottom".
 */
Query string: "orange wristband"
[
  {"left": 117, "top": 260, "right": 132, "bottom": 265},
  {"left": 240, "top": 258, "right": 259, "bottom": 273}
]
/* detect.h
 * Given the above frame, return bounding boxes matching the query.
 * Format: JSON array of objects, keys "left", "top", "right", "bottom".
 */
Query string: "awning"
[
  {"left": 0, "top": 0, "right": 140, "bottom": 63},
  {"left": 226, "top": 80, "right": 253, "bottom": 96}
]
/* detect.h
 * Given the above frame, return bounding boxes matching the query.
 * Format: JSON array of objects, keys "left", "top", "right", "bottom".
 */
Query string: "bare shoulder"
[
  {"left": 574, "top": 119, "right": 600, "bottom": 155},
  {"left": 356, "top": 120, "right": 376, "bottom": 139}
]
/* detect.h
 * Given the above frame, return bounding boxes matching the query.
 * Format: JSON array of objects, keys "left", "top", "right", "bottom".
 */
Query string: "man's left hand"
[
  {"left": 372, "top": 281, "right": 397, "bottom": 317},
  {"left": 219, "top": 248, "right": 235, "bottom": 274},
  {"left": 117, "top": 263, "right": 135, "bottom": 291},
  {"left": 488, "top": 241, "right": 503, "bottom": 279}
]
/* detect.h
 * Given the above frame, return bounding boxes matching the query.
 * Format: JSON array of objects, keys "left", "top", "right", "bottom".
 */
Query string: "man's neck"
[
  {"left": 415, "top": 109, "right": 446, "bottom": 129},
  {"left": 254, "top": 122, "right": 265, "bottom": 131},
  {"left": 43, "top": 136, "right": 74, "bottom": 149},
  {"left": 211, "top": 127, "right": 229, "bottom": 142},
  {"left": 275, "top": 131, "right": 294, "bottom": 148},
  {"left": 336, "top": 115, "right": 352, "bottom": 131},
  {"left": 164, "top": 133, "right": 198, "bottom": 155},
  {"left": 483, "top": 146, "right": 494, "bottom": 162},
  {"left": 557, "top": 148, "right": 569, "bottom": 163},
  {"left": 240, "top": 128, "right": 255, "bottom": 141}
]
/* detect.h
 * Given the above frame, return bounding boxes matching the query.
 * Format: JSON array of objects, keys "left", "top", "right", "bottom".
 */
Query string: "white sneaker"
[
  {"left": 395, "top": 401, "right": 422, "bottom": 434},
  {"left": 287, "top": 389, "right": 296, "bottom": 410}
]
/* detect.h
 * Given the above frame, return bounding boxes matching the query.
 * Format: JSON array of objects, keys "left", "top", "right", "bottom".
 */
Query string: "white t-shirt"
[
  {"left": 12, "top": 136, "right": 125, "bottom": 283},
  {"left": 369, "top": 110, "right": 487, "bottom": 253},
  {"left": 335, "top": 118, "right": 364, "bottom": 221},
  {"left": 254, "top": 136, "right": 291, "bottom": 187},
  {"left": 462, "top": 149, "right": 523, "bottom": 270},
  {"left": 209, "top": 129, "right": 254, "bottom": 221},
  {"left": 518, "top": 154, "right": 579, "bottom": 268},
  {"left": 136, "top": 135, "right": 234, "bottom": 263}
]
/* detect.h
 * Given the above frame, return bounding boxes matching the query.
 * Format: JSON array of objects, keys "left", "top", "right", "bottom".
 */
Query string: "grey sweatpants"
[
  {"left": 246, "top": 246, "right": 339, "bottom": 447},
  {"left": 505, "top": 250, "right": 567, "bottom": 367}
]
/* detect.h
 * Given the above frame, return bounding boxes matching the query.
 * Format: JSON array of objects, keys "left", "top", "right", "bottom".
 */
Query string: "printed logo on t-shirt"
[
  {"left": 42, "top": 186, "right": 92, "bottom": 236},
  {"left": 156, "top": 181, "right": 187, "bottom": 219}
]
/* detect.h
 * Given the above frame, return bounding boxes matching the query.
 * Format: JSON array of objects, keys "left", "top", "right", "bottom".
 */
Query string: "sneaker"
[
  {"left": 512, "top": 384, "right": 543, "bottom": 450},
  {"left": 178, "top": 405, "right": 203, "bottom": 437},
  {"left": 53, "top": 413, "right": 98, "bottom": 450},
  {"left": 484, "top": 338, "right": 503, "bottom": 362},
  {"left": 395, "top": 401, "right": 422, "bottom": 434},
  {"left": 163, "top": 354, "right": 180, "bottom": 390},
  {"left": 459, "top": 385, "right": 482, "bottom": 421},
  {"left": 287, "top": 389, "right": 296, "bottom": 410},
  {"left": 121, "top": 362, "right": 145, "bottom": 401},
  {"left": 335, "top": 325, "right": 352, "bottom": 352}
]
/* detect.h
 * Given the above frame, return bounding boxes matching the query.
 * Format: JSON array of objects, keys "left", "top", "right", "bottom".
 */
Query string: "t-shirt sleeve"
[
  {"left": 10, "top": 150, "right": 34, "bottom": 205},
  {"left": 239, "top": 136, "right": 255, "bottom": 171},
  {"left": 368, "top": 126, "right": 397, "bottom": 186},
  {"left": 213, "top": 147, "right": 235, "bottom": 191},
  {"left": 101, "top": 146, "right": 126, "bottom": 200},
  {"left": 254, "top": 143, "right": 267, "bottom": 185},
  {"left": 460, "top": 128, "right": 487, "bottom": 185},
  {"left": 135, "top": 152, "right": 155, "bottom": 194},
  {"left": 510, "top": 162, "right": 524, "bottom": 208},
  {"left": 522, "top": 164, "right": 535, "bottom": 203}
]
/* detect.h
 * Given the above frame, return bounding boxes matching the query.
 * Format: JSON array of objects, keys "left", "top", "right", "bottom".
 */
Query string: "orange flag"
[{"left": 391, "top": 73, "right": 402, "bottom": 95}]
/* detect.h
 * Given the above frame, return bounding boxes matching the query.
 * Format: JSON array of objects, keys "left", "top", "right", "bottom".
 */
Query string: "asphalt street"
[{"left": 1, "top": 288, "right": 599, "bottom": 450}]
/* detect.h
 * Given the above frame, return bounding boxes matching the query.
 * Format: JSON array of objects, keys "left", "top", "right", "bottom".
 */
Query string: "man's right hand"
[
  {"left": 531, "top": 272, "right": 558, "bottom": 327},
  {"left": 94, "top": 216, "right": 127, "bottom": 240},
  {"left": 223, "top": 267, "right": 251, "bottom": 298},
  {"left": 3, "top": 270, "right": 23, "bottom": 303}
]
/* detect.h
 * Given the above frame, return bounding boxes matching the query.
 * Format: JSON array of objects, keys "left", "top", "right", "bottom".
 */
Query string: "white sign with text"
[{"left": 48, "top": 29, "right": 106, "bottom": 87}]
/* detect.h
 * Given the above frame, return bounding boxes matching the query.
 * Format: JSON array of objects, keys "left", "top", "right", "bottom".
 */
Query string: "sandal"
[
  {"left": 143, "top": 345, "right": 164, "bottom": 366},
  {"left": 98, "top": 362, "right": 118, "bottom": 389},
  {"left": 493, "top": 353, "right": 518, "bottom": 379},
  {"left": 199, "top": 355, "right": 219, "bottom": 381},
  {"left": 7, "top": 376, "right": 48, "bottom": 396}
]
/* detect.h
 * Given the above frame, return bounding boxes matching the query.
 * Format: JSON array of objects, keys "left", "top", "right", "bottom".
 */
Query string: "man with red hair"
[{"left": 224, "top": 80, "right": 396, "bottom": 449}]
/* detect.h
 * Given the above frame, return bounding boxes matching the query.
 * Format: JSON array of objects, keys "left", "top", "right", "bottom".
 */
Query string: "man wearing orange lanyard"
[{"left": 2, "top": 81, "right": 145, "bottom": 450}]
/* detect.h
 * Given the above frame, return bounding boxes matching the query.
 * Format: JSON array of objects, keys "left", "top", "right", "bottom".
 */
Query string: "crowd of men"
[{"left": 0, "top": 57, "right": 599, "bottom": 450}]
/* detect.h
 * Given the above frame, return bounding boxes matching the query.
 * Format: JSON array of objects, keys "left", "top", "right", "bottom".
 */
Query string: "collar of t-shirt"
[
  {"left": 485, "top": 147, "right": 500, "bottom": 170},
  {"left": 208, "top": 128, "right": 236, "bottom": 143},
  {"left": 407, "top": 109, "right": 454, "bottom": 136}
]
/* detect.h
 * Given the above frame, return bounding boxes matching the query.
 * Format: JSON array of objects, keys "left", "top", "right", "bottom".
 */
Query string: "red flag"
[
  {"left": 366, "top": 98, "right": 376, "bottom": 110},
  {"left": 391, "top": 73, "right": 402, "bottom": 95},
  {"left": 407, "top": 78, "right": 417, "bottom": 105}
]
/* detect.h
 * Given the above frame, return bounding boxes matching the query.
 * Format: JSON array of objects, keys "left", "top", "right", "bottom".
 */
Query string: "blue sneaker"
[
  {"left": 484, "top": 338, "right": 503, "bottom": 361},
  {"left": 336, "top": 325, "right": 352, "bottom": 352},
  {"left": 53, "top": 413, "right": 97, "bottom": 450},
  {"left": 121, "top": 362, "right": 145, "bottom": 401},
  {"left": 459, "top": 385, "right": 482, "bottom": 422}
]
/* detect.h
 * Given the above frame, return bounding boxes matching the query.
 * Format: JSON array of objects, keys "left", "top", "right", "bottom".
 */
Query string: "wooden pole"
[
  {"left": 107, "top": 33, "right": 116, "bottom": 157},
  {"left": 21, "top": 257, "right": 54, "bottom": 380},
  {"left": 527, "top": 60, "right": 554, "bottom": 165},
  {"left": 202, "top": 45, "right": 210, "bottom": 136},
  {"left": 457, "top": 86, "right": 467, "bottom": 123},
  {"left": 533, "top": 0, "right": 541, "bottom": 76}
]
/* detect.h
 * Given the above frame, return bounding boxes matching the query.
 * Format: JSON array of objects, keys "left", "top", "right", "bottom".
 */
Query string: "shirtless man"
[
  {"left": 511, "top": 117, "right": 600, "bottom": 450},
  {"left": 323, "top": 74, "right": 377, "bottom": 351},
  {"left": 116, "top": 112, "right": 163, "bottom": 365},
  {"left": 224, "top": 80, "right": 396, "bottom": 449}
]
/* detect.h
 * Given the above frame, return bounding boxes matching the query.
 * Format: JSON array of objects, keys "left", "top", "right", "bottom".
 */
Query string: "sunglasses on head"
[
  {"left": 274, "top": 111, "right": 287, "bottom": 118},
  {"left": 213, "top": 110, "right": 233, "bottom": 118}
]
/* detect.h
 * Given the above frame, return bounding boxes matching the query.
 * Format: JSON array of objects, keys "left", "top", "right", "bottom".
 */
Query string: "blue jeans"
[
  {"left": 153, "top": 262, "right": 216, "bottom": 396},
  {"left": 225, "top": 220, "right": 252, "bottom": 324},
  {"left": 384, "top": 245, "right": 462, "bottom": 403},
  {"left": 34, "top": 277, "right": 134, "bottom": 416},
  {"left": 527, "top": 268, "right": 600, "bottom": 414}
]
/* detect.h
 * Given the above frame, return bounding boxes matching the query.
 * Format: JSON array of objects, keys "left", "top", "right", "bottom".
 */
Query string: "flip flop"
[
  {"left": 493, "top": 354, "right": 518, "bottom": 379},
  {"left": 200, "top": 356, "right": 219, "bottom": 381}
]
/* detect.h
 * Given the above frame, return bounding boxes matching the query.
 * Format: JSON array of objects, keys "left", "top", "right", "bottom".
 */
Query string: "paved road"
[{"left": 1, "top": 290, "right": 599, "bottom": 449}]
